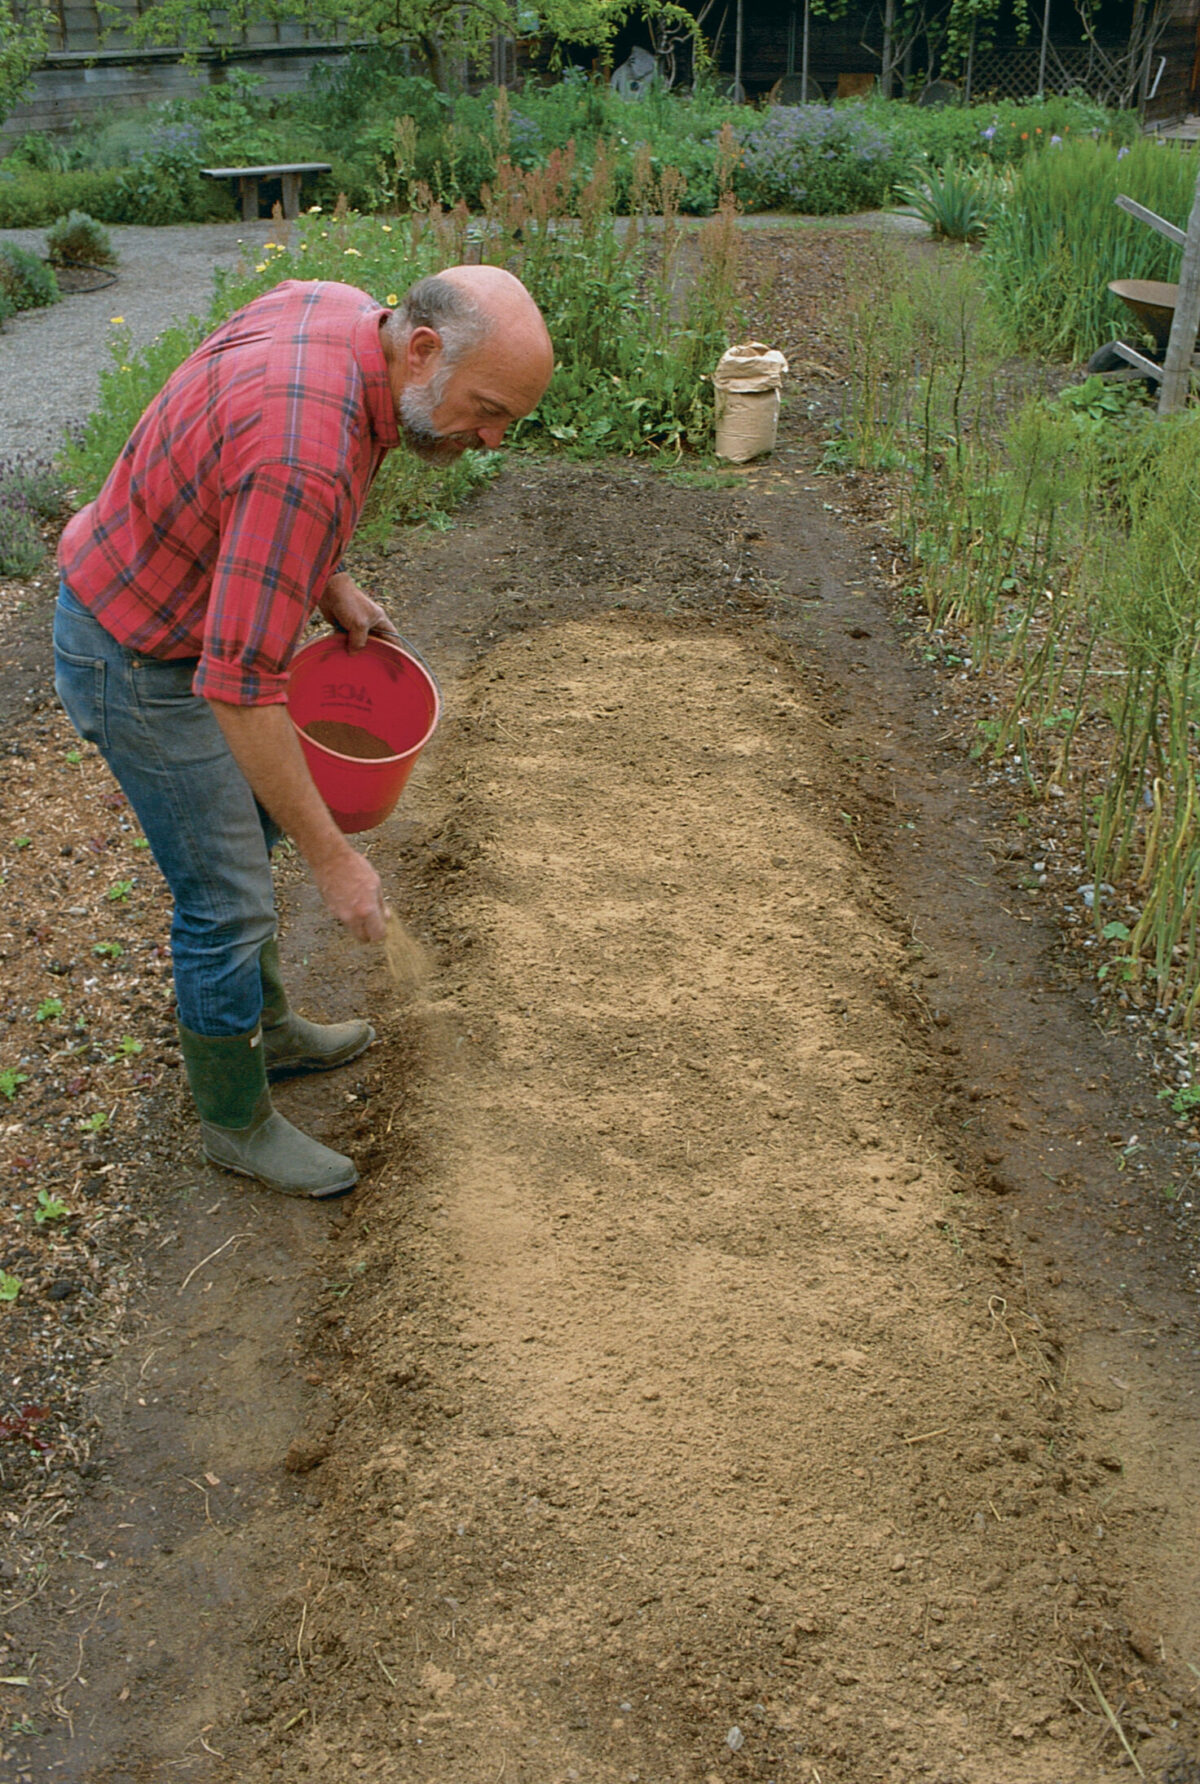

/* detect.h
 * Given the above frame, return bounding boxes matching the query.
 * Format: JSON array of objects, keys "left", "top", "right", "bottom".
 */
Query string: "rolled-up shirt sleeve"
[{"left": 192, "top": 461, "right": 346, "bottom": 706}]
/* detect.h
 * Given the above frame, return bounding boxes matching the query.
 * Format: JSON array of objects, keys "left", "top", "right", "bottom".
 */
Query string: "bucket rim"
[{"left": 288, "top": 631, "right": 441, "bottom": 766}]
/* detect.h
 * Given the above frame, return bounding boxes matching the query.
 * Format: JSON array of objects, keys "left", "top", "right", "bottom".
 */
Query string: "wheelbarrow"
[{"left": 1087, "top": 279, "right": 1199, "bottom": 376}]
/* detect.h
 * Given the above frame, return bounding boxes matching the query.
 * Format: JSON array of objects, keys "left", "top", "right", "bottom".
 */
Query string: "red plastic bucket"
[{"left": 286, "top": 632, "right": 440, "bottom": 834}]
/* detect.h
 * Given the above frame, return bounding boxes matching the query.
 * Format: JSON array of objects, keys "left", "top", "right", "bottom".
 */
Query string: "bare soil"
[{"left": 2, "top": 226, "right": 1200, "bottom": 1784}]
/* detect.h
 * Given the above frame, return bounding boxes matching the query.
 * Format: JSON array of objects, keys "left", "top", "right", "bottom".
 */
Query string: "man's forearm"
[
  {"left": 207, "top": 700, "right": 387, "bottom": 942},
  {"left": 208, "top": 701, "right": 350, "bottom": 869}
]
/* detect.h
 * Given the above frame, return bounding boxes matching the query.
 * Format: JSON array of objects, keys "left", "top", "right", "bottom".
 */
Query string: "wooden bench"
[{"left": 200, "top": 162, "right": 332, "bottom": 222}]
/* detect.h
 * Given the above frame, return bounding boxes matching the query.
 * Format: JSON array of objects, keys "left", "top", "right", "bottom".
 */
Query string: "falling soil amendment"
[
  {"left": 384, "top": 908, "right": 431, "bottom": 994},
  {"left": 1, "top": 225, "right": 1200, "bottom": 1784},
  {"left": 303, "top": 718, "right": 399, "bottom": 759}
]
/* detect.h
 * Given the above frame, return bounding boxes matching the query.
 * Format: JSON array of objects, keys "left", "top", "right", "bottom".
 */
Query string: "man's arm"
[{"left": 207, "top": 701, "right": 388, "bottom": 944}]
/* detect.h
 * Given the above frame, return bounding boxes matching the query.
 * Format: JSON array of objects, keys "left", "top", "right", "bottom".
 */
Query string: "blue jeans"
[{"left": 53, "top": 584, "right": 281, "bottom": 1037}]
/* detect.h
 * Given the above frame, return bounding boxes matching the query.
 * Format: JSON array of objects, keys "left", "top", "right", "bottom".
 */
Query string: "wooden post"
[
  {"left": 1037, "top": 0, "right": 1051, "bottom": 98},
  {"left": 802, "top": 0, "right": 811, "bottom": 99},
  {"left": 734, "top": 0, "right": 744, "bottom": 99},
  {"left": 1158, "top": 154, "right": 1200, "bottom": 415}
]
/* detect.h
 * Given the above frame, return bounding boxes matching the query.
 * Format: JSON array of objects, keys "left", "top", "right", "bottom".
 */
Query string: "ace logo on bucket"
[{"left": 323, "top": 679, "right": 373, "bottom": 715}]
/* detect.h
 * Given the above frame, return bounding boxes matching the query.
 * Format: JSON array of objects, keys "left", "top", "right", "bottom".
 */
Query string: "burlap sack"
[{"left": 713, "top": 342, "right": 789, "bottom": 463}]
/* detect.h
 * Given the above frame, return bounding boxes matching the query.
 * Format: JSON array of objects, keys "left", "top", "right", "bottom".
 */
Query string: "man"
[{"left": 54, "top": 266, "right": 554, "bottom": 1200}]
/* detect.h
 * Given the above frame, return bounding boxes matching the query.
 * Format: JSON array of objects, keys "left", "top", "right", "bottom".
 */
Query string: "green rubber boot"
[
  {"left": 178, "top": 1023, "right": 357, "bottom": 1200},
  {"left": 259, "top": 937, "right": 375, "bottom": 1082}
]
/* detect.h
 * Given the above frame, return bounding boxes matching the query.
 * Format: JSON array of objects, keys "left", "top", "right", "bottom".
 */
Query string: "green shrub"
[
  {"left": 0, "top": 241, "right": 59, "bottom": 310},
  {"left": 736, "top": 104, "right": 905, "bottom": 213},
  {"left": 113, "top": 129, "right": 232, "bottom": 225},
  {"left": 45, "top": 209, "right": 116, "bottom": 266},
  {"left": 879, "top": 92, "right": 1136, "bottom": 171},
  {"left": 0, "top": 165, "right": 136, "bottom": 227}
]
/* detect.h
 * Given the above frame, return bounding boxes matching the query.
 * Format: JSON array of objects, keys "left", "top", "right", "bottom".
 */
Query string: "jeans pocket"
[
  {"left": 130, "top": 655, "right": 200, "bottom": 709},
  {"left": 53, "top": 642, "right": 108, "bottom": 753}
]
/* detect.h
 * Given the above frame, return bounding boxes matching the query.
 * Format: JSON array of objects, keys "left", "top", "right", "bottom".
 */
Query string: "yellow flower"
[
  {"left": 109, "top": 315, "right": 125, "bottom": 325},
  {"left": 263, "top": 241, "right": 275, "bottom": 249},
  {"left": 255, "top": 262, "right": 267, "bottom": 272},
  {"left": 308, "top": 204, "right": 322, "bottom": 214},
  {"left": 343, "top": 247, "right": 361, "bottom": 257},
  {"left": 380, "top": 224, "right": 392, "bottom": 233},
  {"left": 386, "top": 293, "right": 398, "bottom": 306}
]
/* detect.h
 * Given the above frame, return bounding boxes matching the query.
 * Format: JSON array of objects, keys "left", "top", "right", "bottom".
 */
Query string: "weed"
[
  {"left": 34, "top": 997, "right": 62, "bottom": 1022},
  {"left": 0, "top": 1069, "right": 27, "bottom": 1100},
  {"left": 33, "top": 1190, "right": 68, "bottom": 1224},
  {"left": 107, "top": 879, "right": 133, "bottom": 902},
  {"left": 92, "top": 941, "right": 123, "bottom": 958},
  {"left": 0, "top": 1271, "right": 21, "bottom": 1302}
]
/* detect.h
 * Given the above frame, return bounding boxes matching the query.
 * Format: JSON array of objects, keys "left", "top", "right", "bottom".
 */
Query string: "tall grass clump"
[
  {"left": 984, "top": 136, "right": 1198, "bottom": 359},
  {"left": 836, "top": 233, "right": 1200, "bottom": 1025},
  {"left": 1079, "top": 415, "right": 1200, "bottom": 1018}
]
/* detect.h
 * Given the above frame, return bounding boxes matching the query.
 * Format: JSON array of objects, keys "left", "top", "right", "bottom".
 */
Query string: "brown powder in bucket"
[
  {"left": 304, "top": 718, "right": 396, "bottom": 760},
  {"left": 385, "top": 910, "right": 430, "bottom": 994}
]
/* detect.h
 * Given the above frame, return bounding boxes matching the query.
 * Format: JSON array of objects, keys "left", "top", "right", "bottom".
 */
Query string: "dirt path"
[{"left": 3, "top": 448, "right": 1199, "bottom": 1784}]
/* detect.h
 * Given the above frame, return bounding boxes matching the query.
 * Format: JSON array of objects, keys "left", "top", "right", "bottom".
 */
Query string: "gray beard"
[{"left": 398, "top": 383, "right": 479, "bottom": 465}]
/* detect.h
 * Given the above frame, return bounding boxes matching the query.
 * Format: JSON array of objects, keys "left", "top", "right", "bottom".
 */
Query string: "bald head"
[{"left": 383, "top": 266, "right": 553, "bottom": 462}]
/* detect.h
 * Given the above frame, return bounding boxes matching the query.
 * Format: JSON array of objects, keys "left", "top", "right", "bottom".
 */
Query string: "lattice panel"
[{"left": 967, "top": 45, "right": 1107, "bottom": 101}]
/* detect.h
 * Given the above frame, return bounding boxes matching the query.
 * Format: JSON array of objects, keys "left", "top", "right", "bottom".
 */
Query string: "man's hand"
[
  {"left": 208, "top": 701, "right": 388, "bottom": 943},
  {"left": 319, "top": 571, "right": 400, "bottom": 653}
]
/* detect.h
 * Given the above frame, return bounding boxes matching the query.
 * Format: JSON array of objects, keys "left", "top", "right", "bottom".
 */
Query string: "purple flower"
[
  {"left": 1050, "top": 134, "right": 1062, "bottom": 145},
  {"left": 982, "top": 125, "right": 997, "bottom": 141},
  {"left": 1117, "top": 145, "right": 1130, "bottom": 160}
]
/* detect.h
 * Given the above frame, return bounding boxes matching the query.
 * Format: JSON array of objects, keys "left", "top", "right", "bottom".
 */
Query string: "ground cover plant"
[{"left": 835, "top": 230, "right": 1200, "bottom": 1037}]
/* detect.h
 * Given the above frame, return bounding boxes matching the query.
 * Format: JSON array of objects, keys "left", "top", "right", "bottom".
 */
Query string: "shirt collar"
[{"left": 354, "top": 303, "right": 401, "bottom": 450}]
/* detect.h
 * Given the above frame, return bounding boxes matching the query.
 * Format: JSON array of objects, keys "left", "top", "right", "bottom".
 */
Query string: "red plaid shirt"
[{"left": 59, "top": 280, "right": 399, "bottom": 706}]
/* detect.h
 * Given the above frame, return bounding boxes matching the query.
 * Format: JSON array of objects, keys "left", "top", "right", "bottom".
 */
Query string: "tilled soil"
[{"left": 1, "top": 226, "right": 1199, "bottom": 1784}]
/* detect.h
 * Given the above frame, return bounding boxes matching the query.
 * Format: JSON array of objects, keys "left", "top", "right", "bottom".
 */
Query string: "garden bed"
[{"left": 0, "top": 223, "right": 1199, "bottom": 1784}]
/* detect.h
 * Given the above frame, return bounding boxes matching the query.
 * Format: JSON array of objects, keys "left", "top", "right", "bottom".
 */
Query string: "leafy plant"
[
  {"left": 0, "top": 240, "right": 58, "bottom": 310},
  {"left": 34, "top": 997, "right": 62, "bottom": 1022},
  {"left": 33, "top": 1189, "right": 67, "bottom": 1224},
  {"left": 92, "top": 940, "right": 123, "bottom": 958},
  {"left": 107, "top": 879, "right": 133, "bottom": 902},
  {"left": 0, "top": 1270, "right": 21, "bottom": 1303},
  {"left": 896, "top": 160, "right": 998, "bottom": 242},
  {"left": 45, "top": 209, "right": 115, "bottom": 266},
  {"left": 0, "top": 1068, "right": 27, "bottom": 1100},
  {"left": 80, "top": 1110, "right": 109, "bottom": 1133}
]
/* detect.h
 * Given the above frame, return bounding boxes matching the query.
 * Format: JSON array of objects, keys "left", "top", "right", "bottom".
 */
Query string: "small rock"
[
  {"left": 725, "top": 1727, "right": 744, "bottom": 1753},
  {"left": 284, "top": 1435, "right": 330, "bottom": 1475}
]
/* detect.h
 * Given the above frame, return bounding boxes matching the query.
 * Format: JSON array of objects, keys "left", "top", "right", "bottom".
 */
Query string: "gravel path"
[{"left": 0, "top": 220, "right": 280, "bottom": 464}]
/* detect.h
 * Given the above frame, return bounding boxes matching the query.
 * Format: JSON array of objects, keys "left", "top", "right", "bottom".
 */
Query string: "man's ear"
[{"left": 405, "top": 325, "right": 443, "bottom": 376}]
